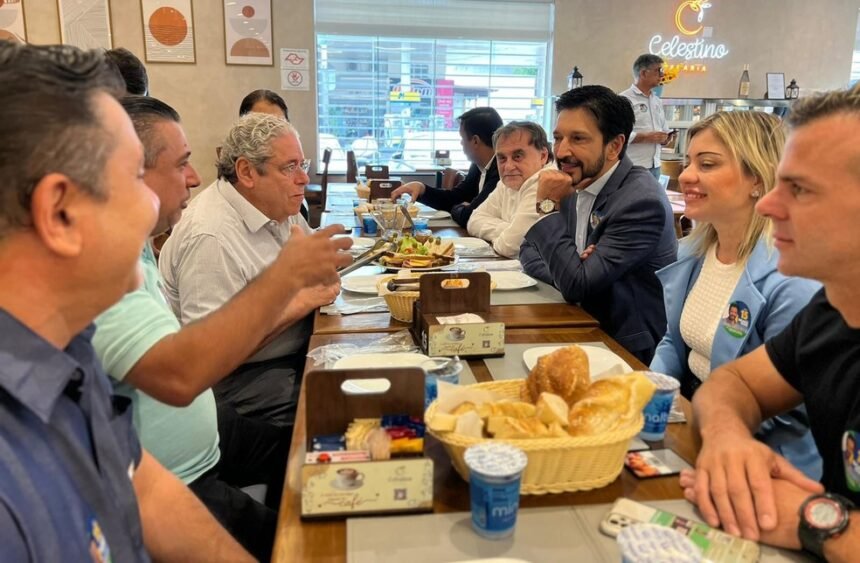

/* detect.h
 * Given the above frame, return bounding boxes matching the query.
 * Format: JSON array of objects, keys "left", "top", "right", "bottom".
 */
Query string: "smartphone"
[
  {"left": 600, "top": 498, "right": 761, "bottom": 563},
  {"left": 624, "top": 448, "right": 692, "bottom": 478}
]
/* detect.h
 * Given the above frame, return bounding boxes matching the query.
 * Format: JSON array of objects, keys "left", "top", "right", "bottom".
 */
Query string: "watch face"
[
  {"left": 805, "top": 498, "right": 843, "bottom": 529},
  {"left": 539, "top": 199, "right": 555, "bottom": 213}
]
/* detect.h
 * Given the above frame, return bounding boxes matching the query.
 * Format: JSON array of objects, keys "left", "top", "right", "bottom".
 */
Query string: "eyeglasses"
[{"left": 279, "top": 159, "right": 312, "bottom": 175}]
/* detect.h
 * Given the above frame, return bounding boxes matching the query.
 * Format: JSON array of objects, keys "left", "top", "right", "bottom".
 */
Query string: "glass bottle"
[{"left": 738, "top": 64, "right": 751, "bottom": 99}]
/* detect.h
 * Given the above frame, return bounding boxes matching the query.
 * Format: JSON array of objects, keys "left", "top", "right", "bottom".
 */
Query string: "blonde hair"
[{"left": 684, "top": 111, "right": 786, "bottom": 260}]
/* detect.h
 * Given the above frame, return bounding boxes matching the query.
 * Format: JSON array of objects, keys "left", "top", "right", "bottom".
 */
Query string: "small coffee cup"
[{"left": 336, "top": 467, "right": 363, "bottom": 488}]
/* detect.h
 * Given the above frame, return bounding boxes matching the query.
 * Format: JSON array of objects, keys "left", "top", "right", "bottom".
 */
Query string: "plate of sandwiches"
[{"left": 375, "top": 235, "right": 459, "bottom": 271}]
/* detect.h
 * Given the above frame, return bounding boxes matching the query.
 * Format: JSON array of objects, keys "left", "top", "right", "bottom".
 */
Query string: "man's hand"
[
  {"left": 391, "top": 182, "right": 425, "bottom": 201},
  {"left": 274, "top": 225, "right": 353, "bottom": 287},
  {"left": 579, "top": 244, "right": 596, "bottom": 260},
  {"left": 283, "top": 282, "right": 340, "bottom": 321},
  {"left": 688, "top": 429, "right": 823, "bottom": 540},
  {"left": 537, "top": 169, "right": 576, "bottom": 203},
  {"left": 681, "top": 468, "right": 816, "bottom": 550}
]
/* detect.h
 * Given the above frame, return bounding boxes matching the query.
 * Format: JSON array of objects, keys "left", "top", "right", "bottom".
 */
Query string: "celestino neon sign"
[{"left": 649, "top": 0, "right": 729, "bottom": 62}]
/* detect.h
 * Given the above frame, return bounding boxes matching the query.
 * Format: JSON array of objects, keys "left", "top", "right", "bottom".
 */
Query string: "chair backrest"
[
  {"left": 320, "top": 147, "right": 332, "bottom": 204},
  {"left": 365, "top": 164, "right": 389, "bottom": 180},
  {"left": 346, "top": 150, "right": 358, "bottom": 183}
]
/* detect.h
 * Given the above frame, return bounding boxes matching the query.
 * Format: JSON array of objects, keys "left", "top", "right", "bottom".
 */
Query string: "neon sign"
[{"left": 649, "top": 0, "right": 728, "bottom": 68}]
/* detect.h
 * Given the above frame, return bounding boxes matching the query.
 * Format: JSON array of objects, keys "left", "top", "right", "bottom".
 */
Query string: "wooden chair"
[
  {"left": 305, "top": 148, "right": 331, "bottom": 228},
  {"left": 346, "top": 150, "right": 358, "bottom": 183},
  {"left": 674, "top": 214, "right": 694, "bottom": 238}
]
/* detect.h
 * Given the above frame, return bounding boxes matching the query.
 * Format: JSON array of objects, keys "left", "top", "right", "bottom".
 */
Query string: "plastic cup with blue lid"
[
  {"left": 639, "top": 371, "right": 680, "bottom": 441},
  {"left": 463, "top": 443, "right": 528, "bottom": 539},
  {"left": 617, "top": 523, "right": 702, "bottom": 562}
]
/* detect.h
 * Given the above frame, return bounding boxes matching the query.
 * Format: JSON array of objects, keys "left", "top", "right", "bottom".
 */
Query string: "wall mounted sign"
[
  {"left": 648, "top": 0, "right": 729, "bottom": 72},
  {"left": 141, "top": 0, "right": 195, "bottom": 63}
]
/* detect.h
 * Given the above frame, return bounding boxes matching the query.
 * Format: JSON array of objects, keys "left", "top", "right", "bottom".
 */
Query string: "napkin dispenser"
[
  {"left": 411, "top": 272, "right": 505, "bottom": 358},
  {"left": 301, "top": 368, "right": 433, "bottom": 519},
  {"left": 368, "top": 179, "right": 402, "bottom": 201}
]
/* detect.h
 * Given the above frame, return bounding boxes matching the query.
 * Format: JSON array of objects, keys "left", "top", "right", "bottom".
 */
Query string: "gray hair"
[
  {"left": 492, "top": 121, "right": 551, "bottom": 156},
  {"left": 216, "top": 113, "right": 299, "bottom": 184},
  {"left": 633, "top": 53, "right": 663, "bottom": 78}
]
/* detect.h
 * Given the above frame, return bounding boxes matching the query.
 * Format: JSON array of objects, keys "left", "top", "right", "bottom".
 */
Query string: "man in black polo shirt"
[
  {"left": 680, "top": 83, "right": 860, "bottom": 561},
  {"left": 391, "top": 106, "right": 502, "bottom": 227},
  {"left": 0, "top": 43, "right": 253, "bottom": 561}
]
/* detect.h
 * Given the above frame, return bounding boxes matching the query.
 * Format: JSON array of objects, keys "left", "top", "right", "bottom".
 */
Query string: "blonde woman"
[{"left": 650, "top": 111, "right": 821, "bottom": 478}]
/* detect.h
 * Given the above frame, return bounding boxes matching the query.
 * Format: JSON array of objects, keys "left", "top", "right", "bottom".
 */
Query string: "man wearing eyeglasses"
[
  {"left": 94, "top": 105, "right": 350, "bottom": 559},
  {"left": 619, "top": 53, "right": 674, "bottom": 179},
  {"left": 159, "top": 113, "right": 338, "bottom": 430}
]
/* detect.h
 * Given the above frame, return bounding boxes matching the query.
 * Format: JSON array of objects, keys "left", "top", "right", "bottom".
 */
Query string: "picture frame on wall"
[
  {"left": 57, "top": 0, "right": 113, "bottom": 50},
  {"left": 0, "top": 0, "right": 28, "bottom": 44},
  {"left": 223, "top": 0, "right": 273, "bottom": 66},
  {"left": 766, "top": 73, "right": 786, "bottom": 100},
  {"left": 141, "top": 0, "right": 196, "bottom": 63}
]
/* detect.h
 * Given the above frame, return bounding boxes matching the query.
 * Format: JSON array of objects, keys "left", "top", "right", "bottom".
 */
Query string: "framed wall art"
[
  {"left": 141, "top": 0, "right": 196, "bottom": 63},
  {"left": 57, "top": 0, "right": 113, "bottom": 49},
  {"left": 0, "top": 0, "right": 28, "bottom": 44},
  {"left": 223, "top": 0, "right": 273, "bottom": 66}
]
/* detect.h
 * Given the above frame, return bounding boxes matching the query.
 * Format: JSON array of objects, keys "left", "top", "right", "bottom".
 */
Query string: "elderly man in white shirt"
[
  {"left": 467, "top": 121, "right": 553, "bottom": 258},
  {"left": 159, "top": 114, "right": 336, "bottom": 426},
  {"left": 619, "top": 53, "right": 673, "bottom": 179}
]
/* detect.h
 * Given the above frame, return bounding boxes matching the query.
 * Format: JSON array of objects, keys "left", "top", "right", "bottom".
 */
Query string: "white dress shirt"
[
  {"left": 159, "top": 179, "right": 313, "bottom": 363},
  {"left": 619, "top": 84, "right": 667, "bottom": 169},
  {"left": 467, "top": 163, "right": 553, "bottom": 258},
  {"left": 574, "top": 161, "right": 620, "bottom": 251}
]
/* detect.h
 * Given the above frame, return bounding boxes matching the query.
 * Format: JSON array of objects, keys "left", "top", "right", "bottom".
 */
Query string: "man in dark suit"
[
  {"left": 391, "top": 107, "right": 502, "bottom": 227},
  {"left": 521, "top": 85, "right": 677, "bottom": 363}
]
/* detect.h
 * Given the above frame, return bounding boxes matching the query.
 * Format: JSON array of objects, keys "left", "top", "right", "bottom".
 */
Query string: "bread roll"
[
  {"left": 535, "top": 392, "right": 569, "bottom": 427},
  {"left": 490, "top": 416, "right": 551, "bottom": 439},
  {"left": 566, "top": 373, "right": 657, "bottom": 436},
  {"left": 526, "top": 345, "right": 591, "bottom": 406}
]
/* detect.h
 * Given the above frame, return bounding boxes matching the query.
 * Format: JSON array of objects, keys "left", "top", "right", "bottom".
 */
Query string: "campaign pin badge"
[{"left": 722, "top": 300, "right": 751, "bottom": 338}]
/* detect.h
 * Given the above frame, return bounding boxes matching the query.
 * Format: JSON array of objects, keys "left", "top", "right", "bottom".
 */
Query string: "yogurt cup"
[
  {"left": 617, "top": 523, "right": 702, "bottom": 563},
  {"left": 463, "top": 443, "right": 528, "bottom": 540},
  {"left": 639, "top": 371, "right": 681, "bottom": 441}
]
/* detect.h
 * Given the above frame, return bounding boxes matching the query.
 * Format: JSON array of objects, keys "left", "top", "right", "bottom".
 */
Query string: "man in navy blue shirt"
[{"left": 0, "top": 43, "right": 252, "bottom": 561}]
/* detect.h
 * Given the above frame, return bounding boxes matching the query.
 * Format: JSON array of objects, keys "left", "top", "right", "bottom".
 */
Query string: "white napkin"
[
  {"left": 469, "top": 260, "right": 523, "bottom": 272},
  {"left": 436, "top": 313, "right": 485, "bottom": 324},
  {"left": 320, "top": 295, "right": 388, "bottom": 316}
]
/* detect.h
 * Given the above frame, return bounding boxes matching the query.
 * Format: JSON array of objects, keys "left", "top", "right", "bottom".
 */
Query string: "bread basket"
[
  {"left": 425, "top": 380, "right": 644, "bottom": 494},
  {"left": 376, "top": 275, "right": 419, "bottom": 323},
  {"left": 355, "top": 183, "right": 371, "bottom": 199}
]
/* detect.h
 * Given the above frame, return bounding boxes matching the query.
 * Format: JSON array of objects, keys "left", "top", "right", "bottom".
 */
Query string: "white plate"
[
  {"left": 340, "top": 275, "right": 384, "bottom": 294},
  {"left": 420, "top": 209, "right": 451, "bottom": 220},
  {"left": 333, "top": 352, "right": 430, "bottom": 369},
  {"left": 350, "top": 237, "right": 376, "bottom": 248},
  {"left": 522, "top": 345, "right": 633, "bottom": 376},
  {"left": 451, "top": 237, "right": 490, "bottom": 250},
  {"left": 489, "top": 271, "right": 538, "bottom": 290}
]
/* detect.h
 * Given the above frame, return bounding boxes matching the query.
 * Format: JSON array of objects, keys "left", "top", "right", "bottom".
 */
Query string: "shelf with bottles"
[{"left": 660, "top": 97, "right": 794, "bottom": 157}]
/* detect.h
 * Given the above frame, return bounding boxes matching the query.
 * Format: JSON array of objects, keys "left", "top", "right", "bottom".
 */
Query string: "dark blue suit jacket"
[{"left": 520, "top": 158, "right": 678, "bottom": 362}]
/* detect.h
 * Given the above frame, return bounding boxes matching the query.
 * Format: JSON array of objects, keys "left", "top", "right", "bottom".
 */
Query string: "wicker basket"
[
  {"left": 376, "top": 275, "right": 419, "bottom": 322},
  {"left": 425, "top": 380, "right": 644, "bottom": 495}
]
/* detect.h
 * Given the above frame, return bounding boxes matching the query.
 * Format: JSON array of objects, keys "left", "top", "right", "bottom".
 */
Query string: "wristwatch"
[
  {"left": 536, "top": 198, "right": 559, "bottom": 215},
  {"left": 798, "top": 492, "right": 854, "bottom": 559}
]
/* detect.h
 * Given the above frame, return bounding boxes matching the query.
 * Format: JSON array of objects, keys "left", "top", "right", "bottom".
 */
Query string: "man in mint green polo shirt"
[{"left": 93, "top": 96, "right": 352, "bottom": 561}]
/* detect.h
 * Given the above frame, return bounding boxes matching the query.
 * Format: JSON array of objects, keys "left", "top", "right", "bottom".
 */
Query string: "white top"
[
  {"left": 159, "top": 179, "right": 313, "bottom": 362},
  {"left": 679, "top": 244, "right": 746, "bottom": 381},
  {"left": 466, "top": 164, "right": 552, "bottom": 258},
  {"left": 574, "top": 161, "right": 620, "bottom": 251},
  {"left": 619, "top": 84, "right": 668, "bottom": 169}
]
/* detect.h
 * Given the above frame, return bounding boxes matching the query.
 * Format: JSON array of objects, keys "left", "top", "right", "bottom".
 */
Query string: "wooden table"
[
  {"left": 313, "top": 303, "right": 598, "bottom": 335},
  {"left": 273, "top": 327, "right": 698, "bottom": 562}
]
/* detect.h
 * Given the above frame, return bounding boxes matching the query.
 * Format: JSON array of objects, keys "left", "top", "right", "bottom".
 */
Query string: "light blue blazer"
[{"left": 650, "top": 238, "right": 822, "bottom": 479}]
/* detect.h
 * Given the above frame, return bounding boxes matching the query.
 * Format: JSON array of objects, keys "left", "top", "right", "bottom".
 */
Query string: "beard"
[{"left": 557, "top": 151, "right": 606, "bottom": 186}]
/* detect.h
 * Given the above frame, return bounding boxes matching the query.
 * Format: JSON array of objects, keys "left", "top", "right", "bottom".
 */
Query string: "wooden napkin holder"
[
  {"left": 300, "top": 368, "right": 433, "bottom": 519},
  {"left": 411, "top": 272, "right": 505, "bottom": 358},
  {"left": 368, "top": 179, "right": 402, "bottom": 201}
]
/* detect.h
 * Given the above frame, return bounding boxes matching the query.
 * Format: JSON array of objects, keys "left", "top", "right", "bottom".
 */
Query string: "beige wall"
[{"left": 24, "top": 0, "right": 860, "bottom": 187}]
